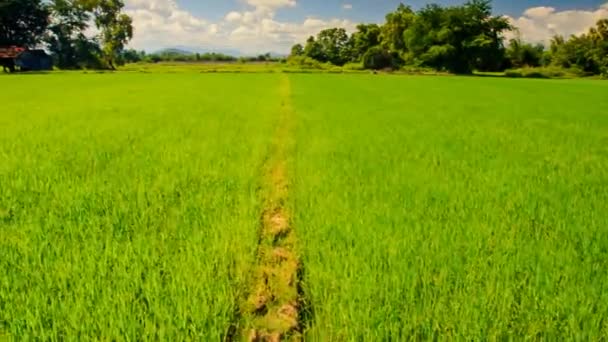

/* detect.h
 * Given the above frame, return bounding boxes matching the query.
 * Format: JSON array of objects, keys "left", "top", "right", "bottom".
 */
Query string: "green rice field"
[{"left": 1, "top": 72, "right": 607, "bottom": 340}]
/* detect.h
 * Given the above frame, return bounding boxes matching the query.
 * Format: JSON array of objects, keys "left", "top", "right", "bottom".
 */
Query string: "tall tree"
[
  {"left": 315, "top": 28, "right": 351, "bottom": 66},
  {"left": 90, "top": 0, "right": 133, "bottom": 69},
  {"left": 290, "top": 43, "right": 304, "bottom": 57},
  {"left": 380, "top": 4, "right": 415, "bottom": 53},
  {"left": 403, "top": 0, "right": 511, "bottom": 73},
  {"left": 506, "top": 38, "right": 544, "bottom": 68},
  {"left": 351, "top": 24, "right": 381, "bottom": 62},
  {"left": 549, "top": 19, "right": 608, "bottom": 74},
  {"left": 0, "top": 0, "right": 49, "bottom": 46},
  {"left": 45, "top": 0, "right": 101, "bottom": 69},
  {"left": 303, "top": 36, "right": 324, "bottom": 61}
]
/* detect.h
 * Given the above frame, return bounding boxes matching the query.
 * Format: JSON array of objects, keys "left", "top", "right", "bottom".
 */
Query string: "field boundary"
[{"left": 233, "top": 75, "right": 304, "bottom": 341}]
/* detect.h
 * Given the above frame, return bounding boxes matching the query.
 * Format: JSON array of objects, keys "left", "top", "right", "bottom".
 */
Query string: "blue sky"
[
  {"left": 124, "top": 0, "right": 608, "bottom": 53},
  {"left": 180, "top": 0, "right": 605, "bottom": 22}
]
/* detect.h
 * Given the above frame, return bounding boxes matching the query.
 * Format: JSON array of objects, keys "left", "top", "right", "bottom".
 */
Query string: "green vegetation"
[
  {"left": 504, "top": 66, "right": 589, "bottom": 79},
  {"left": 292, "top": 1, "right": 608, "bottom": 76},
  {"left": 1, "top": 0, "right": 133, "bottom": 70},
  {"left": 0, "top": 73, "right": 280, "bottom": 339},
  {"left": 291, "top": 74, "right": 608, "bottom": 339},
  {"left": 4, "top": 1, "right": 607, "bottom": 77},
  {"left": 1, "top": 72, "right": 608, "bottom": 340}
]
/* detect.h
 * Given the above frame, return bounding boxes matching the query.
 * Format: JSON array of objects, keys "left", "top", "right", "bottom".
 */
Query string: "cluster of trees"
[
  {"left": 506, "top": 21, "right": 608, "bottom": 75},
  {"left": 120, "top": 50, "right": 283, "bottom": 64},
  {"left": 291, "top": 1, "right": 608, "bottom": 76},
  {"left": 118, "top": 50, "right": 238, "bottom": 64},
  {"left": 0, "top": 0, "right": 132, "bottom": 69}
]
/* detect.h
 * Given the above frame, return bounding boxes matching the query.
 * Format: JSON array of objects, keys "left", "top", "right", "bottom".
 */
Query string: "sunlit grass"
[
  {"left": 291, "top": 75, "right": 608, "bottom": 339},
  {"left": 1, "top": 72, "right": 607, "bottom": 340},
  {"left": 0, "top": 73, "right": 280, "bottom": 339}
]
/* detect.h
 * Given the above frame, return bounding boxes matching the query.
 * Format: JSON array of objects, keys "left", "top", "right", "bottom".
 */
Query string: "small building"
[
  {"left": 16, "top": 50, "right": 53, "bottom": 71},
  {"left": 0, "top": 46, "right": 25, "bottom": 72},
  {"left": 0, "top": 46, "right": 53, "bottom": 72}
]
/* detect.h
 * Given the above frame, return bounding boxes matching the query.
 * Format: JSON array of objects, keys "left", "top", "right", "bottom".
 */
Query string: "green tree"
[
  {"left": 290, "top": 43, "right": 304, "bottom": 57},
  {"left": 315, "top": 28, "right": 351, "bottom": 66},
  {"left": 45, "top": 0, "right": 102, "bottom": 69},
  {"left": 0, "top": 0, "right": 49, "bottom": 46},
  {"left": 351, "top": 24, "right": 381, "bottom": 61},
  {"left": 303, "top": 36, "right": 324, "bottom": 61},
  {"left": 506, "top": 38, "right": 544, "bottom": 68},
  {"left": 548, "top": 20, "right": 608, "bottom": 74},
  {"left": 403, "top": 0, "right": 511, "bottom": 73},
  {"left": 90, "top": 0, "right": 133, "bottom": 69},
  {"left": 362, "top": 46, "right": 392, "bottom": 70},
  {"left": 380, "top": 4, "right": 415, "bottom": 52},
  {"left": 120, "top": 48, "right": 144, "bottom": 63}
]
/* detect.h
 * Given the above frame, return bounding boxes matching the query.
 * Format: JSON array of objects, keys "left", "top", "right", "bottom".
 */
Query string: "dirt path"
[{"left": 235, "top": 76, "right": 304, "bottom": 341}]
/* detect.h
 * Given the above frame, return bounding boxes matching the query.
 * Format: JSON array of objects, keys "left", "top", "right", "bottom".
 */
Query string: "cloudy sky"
[{"left": 124, "top": 0, "right": 608, "bottom": 54}]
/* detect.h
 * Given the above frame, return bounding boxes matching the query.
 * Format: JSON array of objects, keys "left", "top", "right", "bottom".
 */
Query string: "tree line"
[
  {"left": 2, "top": 0, "right": 606, "bottom": 74},
  {"left": 119, "top": 50, "right": 285, "bottom": 64},
  {"left": 290, "top": 1, "right": 608, "bottom": 76},
  {"left": 1, "top": 0, "right": 132, "bottom": 69}
]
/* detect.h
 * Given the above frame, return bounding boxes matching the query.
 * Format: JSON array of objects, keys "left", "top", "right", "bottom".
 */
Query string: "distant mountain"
[
  {"left": 152, "top": 46, "right": 287, "bottom": 58},
  {"left": 155, "top": 48, "right": 194, "bottom": 55},
  {"left": 155, "top": 46, "right": 243, "bottom": 57}
]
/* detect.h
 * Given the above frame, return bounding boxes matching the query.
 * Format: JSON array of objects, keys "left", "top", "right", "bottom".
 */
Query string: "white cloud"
[
  {"left": 125, "top": 0, "right": 216, "bottom": 50},
  {"left": 506, "top": 2, "right": 608, "bottom": 43},
  {"left": 245, "top": 0, "right": 296, "bottom": 10},
  {"left": 124, "top": 1, "right": 608, "bottom": 54},
  {"left": 124, "top": 0, "right": 355, "bottom": 54}
]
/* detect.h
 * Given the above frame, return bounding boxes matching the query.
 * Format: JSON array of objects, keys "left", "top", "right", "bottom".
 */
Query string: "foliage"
[
  {"left": 0, "top": 0, "right": 133, "bottom": 70},
  {"left": 362, "top": 46, "right": 393, "bottom": 70},
  {"left": 288, "top": 0, "right": 608, "bottom": 76},
  {"left": 402, "top": 0, "right": 512, "bottom": 73},
  {"left": 91, "top": 0, "right": 133, "bottom": 69},
  {"left": 351, "top": 24, "right": 381, "bottom": 62},
  {"left": 290, "top": 43, "right": 304, "bottom": 57},
  {"left": 504, "top": 66, "right": 588, "bottom": 79},
  {"left": 505, "top": 38, "right": 545, "bottom": 68},
  {"left": 287, "top": 55, "right": 330, "bottom": 69},
  {"left": 380, "top": 4, "right": 415, "bottom": 52},
  {"left": 119, "top": 48, "right": 145, "bottom": 64},
  {"left": 45, "top": 0, "right": 103, "bottom": 69},
  {"left": 342, "top": 62, "right": 365, "bottom": 71},
  {"left": 293, "top": 0, "right": 512, "bottom": 73},
  {"left": 547, "top": 19, "right": 608, "bottom": 75},
  {"left": 0, "top": 0, "right": 50, "bottom": 46},
  {"left": 303, "top": 28, "right": 352, "bottom": 66}
]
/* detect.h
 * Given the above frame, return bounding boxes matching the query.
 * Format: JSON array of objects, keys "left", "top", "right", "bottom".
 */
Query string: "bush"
[
  {"left": 601, "top": 66, "right": 608, "bottom": 79},
  {"left": 287, "top": 56, "right": 330, "bottom": 69},
  {"left": 400, "top": 65, "right": 439, "bottom": 74},
  {"left": 504, "top": 66, "right": 588, "bottom": 79},
  {"left": 343, "top": 62, "right": 365, "bottom": 71},
  {"left": 363, "top": 47, "right": 393, "bottom": 70}
]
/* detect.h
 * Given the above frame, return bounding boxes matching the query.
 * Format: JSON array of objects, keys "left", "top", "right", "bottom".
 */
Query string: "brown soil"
[{"left": 238, "top": 76, "right": 302, "bottom": 341}]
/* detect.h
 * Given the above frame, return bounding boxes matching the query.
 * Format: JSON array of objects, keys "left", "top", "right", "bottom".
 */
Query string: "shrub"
[
  {"left": 400, "top": 65, "right": 439, "bottom": 74},
  {"left": 504, "top": 66, "right": 588, "bottom": 79},
  {"left": 287, "top": 56, "right": 329, "bottom": 69},
  {"left": 363, "top": 47, "right": 393, "bottom": 70},
  {"left": 343, "top": 62, "right": 365, "bottom": 71}
]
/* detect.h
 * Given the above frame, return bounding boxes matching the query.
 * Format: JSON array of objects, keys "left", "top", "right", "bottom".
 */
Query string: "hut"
[
  {"left": 0, "top": 46, "right": 53, "bottom": 72},
  {"left": 16, "top": 50, "right": 53, "bottom": 71},
  {"left": 0, "top": 46, "right": 25, "bottom": 72}
]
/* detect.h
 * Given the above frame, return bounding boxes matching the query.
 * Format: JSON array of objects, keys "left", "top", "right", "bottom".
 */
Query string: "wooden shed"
[
  {"left": 16, "top": 50, "right": 53, "bottom": 71},
  {"left": 0, "top": 46, "right": 25, "bottom": 72},
  {"left": 0, "top": 46, "right": 53, "bottom": 72}
]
